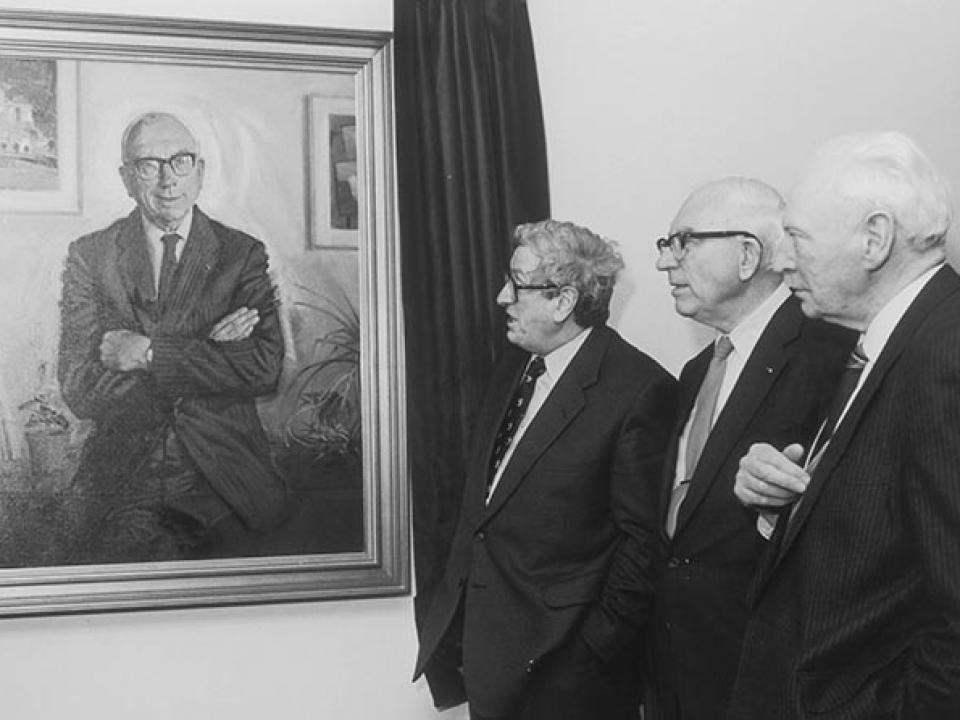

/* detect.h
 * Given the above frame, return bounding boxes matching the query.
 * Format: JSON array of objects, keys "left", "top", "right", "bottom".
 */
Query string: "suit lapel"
[
  {"left": 467, "top": 349, "right": 527, "bottom": 510},
  {"left": 674, "top": 298, "right": 801, "bottom": 534},
  {"left": 764, "top": 266, "right": 960, "bottom": 581},
  {"left": 114, "top": 210, "right": 158, "bottom": 332},
  {"left": 479, "top": 327, "right": 610, "bottom": 526}
]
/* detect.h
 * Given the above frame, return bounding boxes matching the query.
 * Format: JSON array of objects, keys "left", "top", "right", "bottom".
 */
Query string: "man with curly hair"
[{"left": 415, "top": 219, "right": 677, "bottom": 719}]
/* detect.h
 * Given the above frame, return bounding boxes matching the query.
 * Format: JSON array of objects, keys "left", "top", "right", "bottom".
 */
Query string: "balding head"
[
  {"left": 656, "top": 177, "right": 787, "bottom": 333},
  {"left": 118, "top": 112, "right": 205, "bottom": 232}
]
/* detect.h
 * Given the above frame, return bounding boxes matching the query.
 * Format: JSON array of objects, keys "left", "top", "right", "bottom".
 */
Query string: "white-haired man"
[
  {"left": 731, "top": 132, "right": 960, "bottom": 719},
  {"left": 649, "top": 178, "right": 852, "bottom": 720}
]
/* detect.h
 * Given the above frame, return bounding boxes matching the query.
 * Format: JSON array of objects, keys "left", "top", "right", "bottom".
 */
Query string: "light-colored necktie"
[{"left": 666, "top": 335, "right": 734, "bottom": 538}]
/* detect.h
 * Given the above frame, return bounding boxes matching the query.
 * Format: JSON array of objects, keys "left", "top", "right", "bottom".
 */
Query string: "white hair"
[{"left": 809, "top": 131, "right": 953, "bottom": 250}]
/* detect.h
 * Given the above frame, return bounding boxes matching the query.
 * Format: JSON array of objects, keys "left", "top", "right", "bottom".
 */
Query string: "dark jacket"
[
  {"left": 414, "top": 325, "right": 676, "bottom": 716},
  {"left": 650, "top": 295, "right": 853, "bottom": 720},
  {"left": 58, "top": 207, "right": 286, "bottom": 532}
]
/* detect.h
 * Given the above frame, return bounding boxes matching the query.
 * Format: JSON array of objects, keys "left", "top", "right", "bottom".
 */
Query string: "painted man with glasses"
[
  {"left": 57, "top": 111, "right": 285, "bottom": 563},
  {"left": 415, "top": 220, "right": 676, "bottom": 720},
  {"left": 646, "top": 178, "right": 852, "bottom": 720}
]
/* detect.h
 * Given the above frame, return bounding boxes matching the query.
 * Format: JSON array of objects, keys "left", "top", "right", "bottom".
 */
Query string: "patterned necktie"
[
  {"left": 666, "top": 334, "right": 734, "bottom": 538},
  {"left": 157, "top": 233, "right": 180, "bottom": 308},
  {"left": 805, "top": 340, "right": 869, "bottom": 467},
  {"left": 487, "top": 356, "right": 547, "bottom": 489}
]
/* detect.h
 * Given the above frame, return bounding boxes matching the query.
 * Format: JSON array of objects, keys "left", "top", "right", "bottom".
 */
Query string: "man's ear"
[
  {"left": 738, "top": 237, "right": 763, "bottom": 281},
  {"left": 862, "top": 210, "right": 895, "bottom": 270},
  {"left": 552, "top": 286, "right": 579, "bottom": 323},
  {"left": 118, "top": 165, "right": 136, "bottom": 200}
]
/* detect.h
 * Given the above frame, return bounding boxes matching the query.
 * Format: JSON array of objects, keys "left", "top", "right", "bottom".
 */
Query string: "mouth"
[{"left": 669, "top": 283, "right": 688, "bottom": 296}]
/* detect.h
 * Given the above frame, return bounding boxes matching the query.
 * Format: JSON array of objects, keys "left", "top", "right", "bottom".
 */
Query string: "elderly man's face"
[
  {"left": 120, "top": 117, "right": 204, "bottom": 231},
  {"left": 496, "top": 246, "right": 564, "bottom": 355},
  {"left": 656, "top": 196, "right": 752, "bottom": 333},
  {"left": 778, "top": 180, "right": 866, "bottom": 328}
]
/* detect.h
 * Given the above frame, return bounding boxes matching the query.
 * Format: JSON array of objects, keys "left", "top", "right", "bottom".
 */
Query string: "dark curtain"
[{"left": 394, "top": 0, "right": 551, "bottom": 707}]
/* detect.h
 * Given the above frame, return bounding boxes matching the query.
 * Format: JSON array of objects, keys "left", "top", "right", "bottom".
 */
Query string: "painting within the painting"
[{"left": 0, "top": 58, "right": 58, "bottom": 191}]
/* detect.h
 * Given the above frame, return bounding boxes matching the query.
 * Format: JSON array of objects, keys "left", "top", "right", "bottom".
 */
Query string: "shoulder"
[
  {"left": 194, "top": 207, "right": 267, "bottom": 256},
  {"left": 68, "top": 214, "right": 131, "bottom": 256},
  {"left": 595, "top": 325, "right": 676, "bottom": 387}
]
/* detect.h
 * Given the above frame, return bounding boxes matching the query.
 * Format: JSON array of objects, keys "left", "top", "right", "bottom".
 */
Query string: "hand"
[
  {"left": 735, "top": 442, "right": 809, "bottom": 510},
  {"left": 209, "top": 307, "right": 260, "bottom": 342},
  {"left": 100, "top": 329, "right": 151, "bottom": 372}
]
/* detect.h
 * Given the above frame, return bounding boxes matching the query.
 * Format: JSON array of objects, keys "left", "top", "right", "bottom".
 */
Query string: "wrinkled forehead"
[{"left": 123, "top": 117, "right": 198, "bottom": 160}]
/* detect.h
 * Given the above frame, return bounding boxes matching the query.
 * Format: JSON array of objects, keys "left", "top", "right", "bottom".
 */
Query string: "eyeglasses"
[
  {"left": 126, "top": 152, "right": 198, "bottom": 181},
  {"left": 502, "top": 273, "right": 558, "bottom": 303},
  {"left": 655, "top": 230, "right": 761, "bottom": 260}
]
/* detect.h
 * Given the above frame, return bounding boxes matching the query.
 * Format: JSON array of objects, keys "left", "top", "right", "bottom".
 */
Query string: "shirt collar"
[
  {"left": 723, "top": 283, "right": 791, "bottom": 356},
  {"left": 141, "top": 207, "right": 194, "bottom": 245},
  {"left": 540, "top": 326, "right": 593, "bottom": 382},
  {"left": 861, "top": 263, "right": 943, "bottom": 363}
]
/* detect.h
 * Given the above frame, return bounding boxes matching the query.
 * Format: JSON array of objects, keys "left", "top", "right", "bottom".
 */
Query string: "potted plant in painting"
[
  {"left": 19, "top": 391, "right": 70, "bottom": 489},
  {"left": 281, "top": 283, "right": 361, "bottom": 462}
]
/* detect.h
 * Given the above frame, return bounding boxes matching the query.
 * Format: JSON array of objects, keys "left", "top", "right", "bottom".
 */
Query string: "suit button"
[
  {"left": 526, "top": 659, "right": 536, "bottom": 673},
  {"left": 475, "top": 532, "right": 485, "bottom": 542},
  {"left": 667, "top": 557, "right": 680, "bottom": 568}
]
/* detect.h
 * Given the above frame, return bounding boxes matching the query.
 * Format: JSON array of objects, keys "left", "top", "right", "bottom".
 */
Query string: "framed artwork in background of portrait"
[{"left": 0, "top": 9, "right": 406, "bottom": 615}]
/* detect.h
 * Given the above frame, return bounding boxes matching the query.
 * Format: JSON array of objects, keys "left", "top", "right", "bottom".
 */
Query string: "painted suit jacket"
[{"left": 58, "top": 206, "right": 286, "bottom": 532}]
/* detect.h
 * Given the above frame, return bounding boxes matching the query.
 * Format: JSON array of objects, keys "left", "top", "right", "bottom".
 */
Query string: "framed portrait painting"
[{"left": 0, "top": 10, "right": 406, "bottom": 614}]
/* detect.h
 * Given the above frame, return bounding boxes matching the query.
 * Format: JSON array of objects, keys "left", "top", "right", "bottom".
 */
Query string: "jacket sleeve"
[
  {"left": 58, "top": 240, "right": 158, "bottom": 423},
  {"left": 580, "top": 369, "right": 677, "bottom": 661},
  {"left": 149, "top": 240, "right": 284, "bottom": 399},
  {"left": 900, "top": 339, "right": 960, "bottom": 718}
]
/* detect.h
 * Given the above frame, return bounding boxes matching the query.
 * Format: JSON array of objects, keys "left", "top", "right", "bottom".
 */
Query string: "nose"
[
  {"left": 655, "top": 248, "right": 678, "bottom": 271},
  {"left": 496, "top": 279, "right": 514, "bottom": 306},
  {"left": 772, "top": 236, "right": 796, "bottom": 273},
  {"left": 156, "top": 159, "right": 177, "bottom": 185}
]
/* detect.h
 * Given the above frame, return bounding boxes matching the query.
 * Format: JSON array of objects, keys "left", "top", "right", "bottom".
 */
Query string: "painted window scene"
[{"left": 0, "top": 58, "right": 58, "bottom": 191}]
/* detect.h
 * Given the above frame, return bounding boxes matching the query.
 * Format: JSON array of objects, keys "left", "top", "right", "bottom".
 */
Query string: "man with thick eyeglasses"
[
  {"left": 56, "top": 111, "right": 286, "bottom": 563},
  {"left": 415, "top": 219, "right": 676, "bottom": 720},
  {"left": 647, "top": 178, "right": 852, "bottom": 720}
]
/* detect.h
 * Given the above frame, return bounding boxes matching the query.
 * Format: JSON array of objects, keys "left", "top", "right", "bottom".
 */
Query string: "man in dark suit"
[
  {"left": 648, "top": 178, "right": 852, "bottom": 720},
  {"left": 414, "top": 219, "right": 676, "bottom": 719},
  {"left": 731, "top": 131, "right": 960, "bottom": 719},
  {"left": 58, "top": 111, "right": 285, "bottom": 563}
]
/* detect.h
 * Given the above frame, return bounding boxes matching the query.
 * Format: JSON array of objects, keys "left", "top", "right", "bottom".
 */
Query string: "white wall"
[{"left": 529, "top": 0, "right": 960, "bottom": 375}]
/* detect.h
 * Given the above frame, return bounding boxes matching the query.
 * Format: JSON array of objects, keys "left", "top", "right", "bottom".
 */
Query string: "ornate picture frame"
[{"left": 0, "top": 10, "right": 406, "bottom": 615}]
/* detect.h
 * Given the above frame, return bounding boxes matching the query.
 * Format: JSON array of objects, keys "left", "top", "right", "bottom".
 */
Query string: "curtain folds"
[{"left": 394, "top": 0, "right": 550, "bottom": 706}]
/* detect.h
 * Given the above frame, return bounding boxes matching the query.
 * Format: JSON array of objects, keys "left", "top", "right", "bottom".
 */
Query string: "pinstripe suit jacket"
[
  {"left": 728, "top": 265, "right": 960, "bottom": 720},
  {"left": 58, "top": 207, "right": 286, "bottom": 534}
]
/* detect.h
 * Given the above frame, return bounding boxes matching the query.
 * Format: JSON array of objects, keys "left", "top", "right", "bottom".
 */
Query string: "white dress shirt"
[
  {"left": 486, "top": 327, "right": 593, "bottom": 503},
  {"left": 671, "top": 284, "right": 792, "bottom": 490}
]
